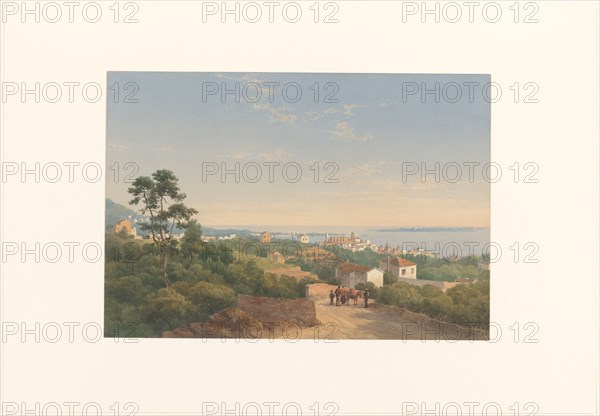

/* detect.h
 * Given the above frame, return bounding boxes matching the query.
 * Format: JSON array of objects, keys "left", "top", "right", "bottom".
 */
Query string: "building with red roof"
[{"left": 379, "top": 256, "right": 417, "bottom": 279}]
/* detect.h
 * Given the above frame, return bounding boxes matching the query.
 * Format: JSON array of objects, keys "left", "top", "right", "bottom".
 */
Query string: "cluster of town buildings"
[
  {"left": 321, "top": 231, "right": 372, "bottom": 251},
  {"left": 259, "top": 231, "right": 309, "bottom": 244},
  {"left": 320, "top": 231, "right": 437, "bottom": 258}
]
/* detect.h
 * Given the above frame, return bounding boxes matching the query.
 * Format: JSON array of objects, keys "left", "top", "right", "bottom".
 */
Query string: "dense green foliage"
[
  {"left": 105, "top": 234, "right": 311, "bottom": 337},
  {"left": 292, "top": 259, "right": 338, "bottom": 285},
  {"left": 354, "top": 281, "right": 380, "bottom": 298},
  {"left": 378, "top": 280, "right": 490, "bottom": 328}
]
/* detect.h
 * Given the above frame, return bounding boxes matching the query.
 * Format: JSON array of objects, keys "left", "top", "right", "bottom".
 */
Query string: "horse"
[
  {"left": 347, "top": 289, "right": 363, "bottom": 305},
  {"left": 340, "top": 291, "right": 348, "bottom": 306}
]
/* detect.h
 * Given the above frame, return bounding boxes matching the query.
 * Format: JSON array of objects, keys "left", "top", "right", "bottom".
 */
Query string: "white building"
[
  {"left": 299, "top": 234, "right": 310, "bottom": 244},
  {"left": 335, "top": 262, "right": 384, "bottom": 288},
  {"left": 379, "top": 256, "right": 417, "bottom": 279}
]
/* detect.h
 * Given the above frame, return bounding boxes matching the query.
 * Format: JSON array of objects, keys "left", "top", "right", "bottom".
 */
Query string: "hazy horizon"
[{"left": 202, "top": 224, "right": 489, "bottom": 230}]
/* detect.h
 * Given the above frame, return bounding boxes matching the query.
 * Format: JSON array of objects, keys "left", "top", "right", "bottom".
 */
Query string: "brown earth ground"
[
  {"left": 306, "top": 295, "right": 487, "bottom": 341},
  {"left": 163, "top": 294, "right": 487, "bottom": 340}
]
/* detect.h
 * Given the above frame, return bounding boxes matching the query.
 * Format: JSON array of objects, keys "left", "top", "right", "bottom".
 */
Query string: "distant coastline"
[
  {"left": 202, "top": 225, "right": 491, "bottom": 255},
  {"left": 372, "top": 227, "right": 487, "bottom": 233},
  {"left": 204, "top": 225, "right": 489, "bottom": 235}
]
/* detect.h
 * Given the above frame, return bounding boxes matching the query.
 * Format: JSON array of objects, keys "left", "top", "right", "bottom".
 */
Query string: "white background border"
[{"left": 1, "top": 1, "right": 599, "bottom": 415}]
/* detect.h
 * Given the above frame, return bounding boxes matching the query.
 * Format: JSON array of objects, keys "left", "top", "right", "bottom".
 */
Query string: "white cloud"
[
  {"left": 329, "top": 121, "right": 372, "bottom": 142},
  {"left": 303, "top": 104, "right": 363, "bottom": 122},
  {"left": 257, "top": 148, "right": 292, "bottom": 160},
  {"left": 217, "top": 151, "right": 255, "bottom": 160},
  {"left": 303, "top": 107, "right": 339, "bottom": 122},
  {"left": 107, "top": 143, "right": 129, "bottom": 151},
  {"left": 343, "top": 164, "right": 381, "bottom": 177},
  {"left": 252, "top": 103, "right": 298, "bottom": 124},
  {"left": 378, "top": 99, "right": 402, "bottom": 108},
  {"left": 342, "top": 103, "right": 364, "bottom": 116},
  {"left": 157, "top": 146, "right": 176, "bottom": 153},
  {"left": 304, "top": 104, "right": 363, "bottom": 122},
  {"left": 218, "top": 148, "right": 292, "bottom": 161}
]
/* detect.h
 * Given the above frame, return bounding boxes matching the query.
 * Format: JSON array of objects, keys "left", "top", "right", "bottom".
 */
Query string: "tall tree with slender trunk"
[{"left": 128, "top": 169, "right": 198, "bottom": 288}]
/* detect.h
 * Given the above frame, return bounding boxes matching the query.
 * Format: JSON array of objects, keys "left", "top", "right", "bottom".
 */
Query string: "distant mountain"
[
  {"left": 106, "top": 198, "right": 260, "bottom": 237},
  {"left": 372, "top": 227, "right": 487, "bottom": 232},
  {"left": 105, "top": 198, "right": 146, "bottom": 232}
]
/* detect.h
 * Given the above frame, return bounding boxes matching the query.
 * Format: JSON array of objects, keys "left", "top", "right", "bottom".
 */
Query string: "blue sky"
[{"left": 106, "top": 72, "right": 490, "bottom": 227}]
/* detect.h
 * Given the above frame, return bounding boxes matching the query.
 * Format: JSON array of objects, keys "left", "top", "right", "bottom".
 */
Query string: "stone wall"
[{"left": 395, "top": 277, "right": 470, "bottom": 292}]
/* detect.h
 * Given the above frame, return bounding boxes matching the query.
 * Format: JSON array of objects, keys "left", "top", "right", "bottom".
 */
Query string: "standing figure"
[
  {"left": 335, "top": 286, "right": 341, "bottom": 306},
  {"left": 341, "top": 286, "right": 348, "bottom": 305},
  {"left": 329, "top": 290, "right": 335, "bottom": 305},
  {"left": 363, "top": 289, "right": 370, "bottom": 308}
]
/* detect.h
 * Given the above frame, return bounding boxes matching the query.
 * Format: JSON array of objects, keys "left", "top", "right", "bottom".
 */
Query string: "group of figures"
[{"left": 329, "top": 286, "right": 370, "bottom": 308}]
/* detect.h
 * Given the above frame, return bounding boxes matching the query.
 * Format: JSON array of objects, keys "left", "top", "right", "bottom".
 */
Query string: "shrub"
[
  {"left": 142, "top": 288, "right": 196, "bottom": 331},
  {"left": 355, "top": 281, "right": 379, "bottom": 299},
  {"left": 187, "top": 282, "right": 236, "bottom": 318}
]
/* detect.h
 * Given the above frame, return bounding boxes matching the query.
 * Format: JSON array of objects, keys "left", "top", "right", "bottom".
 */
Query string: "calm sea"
[{"left": 212, "top": 225, "right": 491, "bottom": 257}]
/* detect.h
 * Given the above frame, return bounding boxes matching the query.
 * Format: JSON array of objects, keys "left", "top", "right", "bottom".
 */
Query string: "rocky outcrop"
[{"left": 162, "top": 295, "right": 319, "bottom": 339}]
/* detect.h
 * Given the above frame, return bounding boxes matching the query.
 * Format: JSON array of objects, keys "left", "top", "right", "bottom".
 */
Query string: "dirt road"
[
  {"left": 309, "top": 296, "right": 484, "bottom": 340},
  {"left": 164, "top": 295, "right": 486, "bottom": 340}
]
